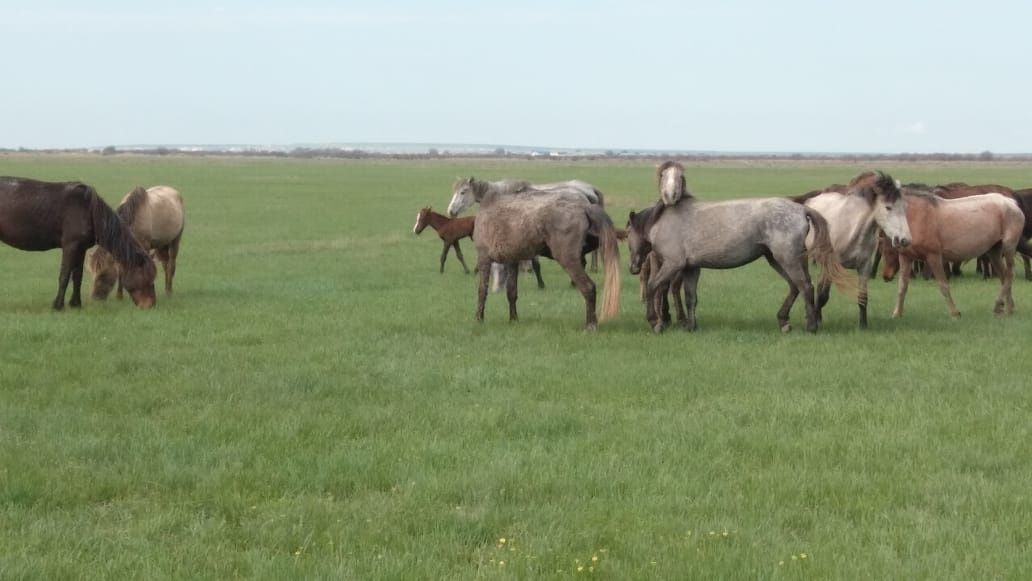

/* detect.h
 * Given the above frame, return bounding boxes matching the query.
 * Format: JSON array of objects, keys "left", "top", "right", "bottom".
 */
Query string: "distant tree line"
[{"left": 0, "top": 146, "right": 1026, "bottom": 162}]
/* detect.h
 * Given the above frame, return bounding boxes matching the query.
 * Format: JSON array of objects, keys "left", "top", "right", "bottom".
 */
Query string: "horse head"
[
  {"left": 413, "top": 207, "right": 431, "bottom": 234},
  {"left": 448, "top": 177, "right": 476, "bottom": 217},
  {"left": 626, "top": 210, "right": 652, "bottom": 275},
  {"left": 657, "top": 161, "right": 688, "bottom": 206},
  {"left": 121, "top": 259, "right": 157, "bottom": 309},
  {"left": 879, "top": 235, "right": 901, "bottom": 281},
  {"left": 862, "top": 172, "right": 911, "bottom": 249}
]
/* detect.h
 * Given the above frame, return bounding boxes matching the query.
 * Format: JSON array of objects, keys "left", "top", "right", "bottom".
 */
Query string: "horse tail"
[
  {"left": 803, "top": 207, "right": 855, "bottom": 294},
  {"left": 592, "top": 187, "right": 606, "bottom": 208},
  {"left": 85, "top": 184, "right": 149, "bottom": 269},
  {"left": 586, "top": 205, "right": 620, "bottom": 322}
]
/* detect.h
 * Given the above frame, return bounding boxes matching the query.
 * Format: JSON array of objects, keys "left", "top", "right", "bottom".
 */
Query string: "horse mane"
[
  {"left": 902, "top": 188, "right": 941, "bottom": 206},
  {"left": 848, "top": 171, "right": 901, "bottom": 204},
  {"left": 791, "top": 190, "right": 823, "bottom": 204},
  {"left": 118, "top": 186, "right": 148, "bottom": 225},
  {"left": 84, "top": 185, "right": 151, "bottom": 268}
]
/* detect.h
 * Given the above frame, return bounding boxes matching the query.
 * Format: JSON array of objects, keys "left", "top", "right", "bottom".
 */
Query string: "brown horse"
[
  {"left": 883, "top": 190, "right": 1024, "bottom": 318},
  {"left": 414, "top": 206, "right": 546, "bottom": 288},
  {"left": 89, "top": 185, "right": 184, "bottom": 300},
  {"left": 413, "top": 206, "right": 476, "bottom": 273},
  {"left": 0, "top": 177, "right": 156, "bottom": 309}
]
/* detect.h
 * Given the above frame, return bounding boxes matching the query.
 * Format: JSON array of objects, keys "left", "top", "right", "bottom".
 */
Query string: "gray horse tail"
[
  {"left": 586, "top": 205, "right": 621, "bottom": 322},
  {"left": 804, "top": 207, "right": 855, "bottom": 294}
]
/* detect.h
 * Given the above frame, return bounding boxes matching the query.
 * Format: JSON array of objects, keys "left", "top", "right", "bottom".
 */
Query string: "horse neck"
[
  {"left": 89, "top": 191, "right": 147, "bottom": 269},
  {"left": 425, "top": 211, "right": 449, "bottom": 231}
]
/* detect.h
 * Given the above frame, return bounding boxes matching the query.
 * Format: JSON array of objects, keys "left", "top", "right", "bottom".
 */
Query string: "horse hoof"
[
  {"left": 780, "top": 323, "right": 792, "bottom": 334},
  {"left": 585, "top": 323, "right": 598, "bottom": 332},
  {"left": 652, "top": 323, "right": 665, "bottom": 334}
]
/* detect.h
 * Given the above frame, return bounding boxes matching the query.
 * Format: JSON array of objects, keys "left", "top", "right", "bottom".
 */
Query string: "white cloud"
[{"left": 905, "top": 121, "right": 927, "bottom": 135}]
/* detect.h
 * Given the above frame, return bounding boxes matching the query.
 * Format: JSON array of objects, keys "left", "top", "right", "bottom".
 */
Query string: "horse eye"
[{"left": 885, "top": 205, "right": 892, "bottom": 211}]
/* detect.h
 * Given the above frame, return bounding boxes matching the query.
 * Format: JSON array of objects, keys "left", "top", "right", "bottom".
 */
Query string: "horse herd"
[
  {"left": 0, "top": 177, "right": 184, "bottom": 310},
  {"left": 417, "top": 163, "right": 1031, "bottom": 332},
  {"left": 1, "top": 169, "right": 1026, "bottom": 334}
]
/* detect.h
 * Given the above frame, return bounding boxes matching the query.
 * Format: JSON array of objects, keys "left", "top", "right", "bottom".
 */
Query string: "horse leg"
[
  {"left": 766, "top": 254, "right": 814, "bottom": 333},
  {"left": 503, "top": 263, "right": 519, "bottom": 322},
  {"left": 555, "top": 252, "right": 598, "bottom": 330},
  {"left": 155, "top": 246, "right": 172, "bottom": 294},
  {"left": 646, "top": 261, "right": 684, "bottom": 334},
  {"left": 680, "top": 267, "right": 701, "bottom": 332},
  {"left": 1016, "top": 238, "right": 1032, "bottom": 281},
  {"left": 590, "top": 249, "right": 599, "bottom": 272},
  {"left": 856, "top": 267, "right": 870, "bottom": 330},
  {"left": 926, "top": 253, "right": 960, "bottom": 318},
  {"left": 67, "top": 243, "right": 89, "bottom": 308},
  {"left": 52, "top": 244, "right": 79, "bottom": 310},
  {"left": 439, "top": 243, "right": 450, "bottom": 274},
  {"left": 671, "top": 269, "right": 687, "bottom": 328},
  {"left": 452, "top": 241, "right": 470, "bottom": 274},
  {"left": 531, "top": 257, "right": 545, "bottom": 289},
  {"left": 891, "top": 255, "right": 913, "bottom": 318},
  {"left": 166, "top": 235, "right": 181, "bottom": 294},
  {"left": 987, "top": 244, "right": 1015, "bottom": 315},
  {"left": 474, "top": 255, "right": 492, "bottom": 322}
]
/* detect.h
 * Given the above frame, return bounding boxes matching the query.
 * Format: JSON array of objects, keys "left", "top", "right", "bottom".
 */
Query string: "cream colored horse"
[{"left": 89, "top": 185, "right": 184, "bottom": 299}]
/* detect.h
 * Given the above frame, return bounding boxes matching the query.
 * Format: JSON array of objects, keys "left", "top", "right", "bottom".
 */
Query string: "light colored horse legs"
[
  {"left": 891, "top": 255, "right": 913, "bottom": 318},
  {"left": 924, "top": 253, "right": 961, "bottom": 318},
  {"left": 155, "top": 235, "right": 181, "bottom": 294},
  {"left": 679, "top": 267, "right": 701, "bottom": 332}
]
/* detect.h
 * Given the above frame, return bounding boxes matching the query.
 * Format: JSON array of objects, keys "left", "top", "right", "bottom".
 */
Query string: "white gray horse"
[
  {"left": 789, "top": 171, "right": 911, "bottom": 329},
  {"left": 630, "top": 162, "right": 852, "bottom": 333},
  {"left": 451, "top": 181, "right": 621, "bottom": 330}
]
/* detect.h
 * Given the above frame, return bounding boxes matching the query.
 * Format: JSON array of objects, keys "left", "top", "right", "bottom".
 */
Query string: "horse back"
[
  {"left": 0, "top": 177, "right": 91, "bottom": 251},
  {"left": 654, "top": 198, "right": 807, "bottom": 268},
  {"left": 122, "top": 186, "right": 185, "bottom": 247}
]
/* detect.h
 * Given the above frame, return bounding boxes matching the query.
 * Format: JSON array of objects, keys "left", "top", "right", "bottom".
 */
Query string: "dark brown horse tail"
[
  {"left": 84, "top": 185, "right": 149, "bottom": 269},
  {"left": 803, "top": 207, "right": 855, "bottom": 294},
  {"left": 586, "top": 205, "right": 620, "bottom": 322}
]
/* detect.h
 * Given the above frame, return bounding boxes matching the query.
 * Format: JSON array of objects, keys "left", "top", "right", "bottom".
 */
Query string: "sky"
[{"left": 2, "top": 0, "right": 1031, "bottom": 153}]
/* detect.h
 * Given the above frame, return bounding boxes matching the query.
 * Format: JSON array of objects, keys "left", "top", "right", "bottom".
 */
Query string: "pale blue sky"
[{"left": 2, "top": 0, "right": 1030, "bottom": 152}]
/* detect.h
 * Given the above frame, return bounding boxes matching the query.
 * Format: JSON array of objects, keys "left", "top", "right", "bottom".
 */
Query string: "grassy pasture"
[{"left": 2, "top": 155, "right": 1032, "bottom": 579}]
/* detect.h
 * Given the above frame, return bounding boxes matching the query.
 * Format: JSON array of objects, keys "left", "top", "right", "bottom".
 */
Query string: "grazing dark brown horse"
[
  {"left": 0, "top": 177, "right": 157, "bottom": 309},
  {"left": 89, "top": 185, "right": 184, "bottom": 300},
  {"left": 882, "top": 190, "right": 1023, "bottom": 318}
]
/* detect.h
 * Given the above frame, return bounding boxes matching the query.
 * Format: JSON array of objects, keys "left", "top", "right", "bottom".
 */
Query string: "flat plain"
[{"left": 2, "top": 155, "right": 1031, "bottom": 579}]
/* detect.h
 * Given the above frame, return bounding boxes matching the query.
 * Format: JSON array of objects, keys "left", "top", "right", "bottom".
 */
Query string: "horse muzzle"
[{"left": 891, "top": 236, "right": 910, "bottom": 248}]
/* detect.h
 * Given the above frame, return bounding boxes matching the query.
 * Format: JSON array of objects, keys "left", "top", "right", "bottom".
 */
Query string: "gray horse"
[
  {"left": 448, "top": 177, "right": 605, "bottom": 271},
  {"left": 455, "top": 182, "right": 621, "bottom": 330},
  {"left": 630, "top": 162, "right": 852, "bottom": 333}
]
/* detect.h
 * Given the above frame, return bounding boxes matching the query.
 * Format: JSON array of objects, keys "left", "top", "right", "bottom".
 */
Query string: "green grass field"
[{"left": 2, "top": 155, "right": 1032, "bottom": 579}]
